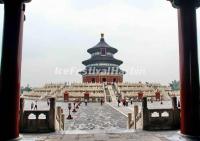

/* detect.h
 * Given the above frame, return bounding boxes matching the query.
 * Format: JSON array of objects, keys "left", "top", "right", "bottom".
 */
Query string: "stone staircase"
[
  {"left": 104, "top": 85, "right": 111, "bottom": 102},
  {"left": 107, "top": 85, "right": 118, "bottom": 103},
  {"left": 112, "top": 83, "right": 124, "bottom": 99}
]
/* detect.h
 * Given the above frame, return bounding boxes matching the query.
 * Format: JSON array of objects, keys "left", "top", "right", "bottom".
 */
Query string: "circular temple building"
[{"left": 79, "top": 34, "right": 125, "bottom": 83}]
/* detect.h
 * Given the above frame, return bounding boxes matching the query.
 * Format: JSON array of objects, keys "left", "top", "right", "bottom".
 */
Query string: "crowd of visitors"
[
  {"left": 30, "top": 99, "right": 50, "bottom": 110},
  {"left": 117, "top": 98, "right": 133, "bottom": 107}
]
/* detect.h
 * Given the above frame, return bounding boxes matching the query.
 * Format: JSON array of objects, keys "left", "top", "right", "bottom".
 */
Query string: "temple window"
[{"left": 101, "top": 48, "right": 106, "bottom": 55}]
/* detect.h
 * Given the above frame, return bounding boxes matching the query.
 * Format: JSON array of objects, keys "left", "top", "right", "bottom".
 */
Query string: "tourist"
[
  {"left": 31, "top": 102, "right": 34, "bottom": 110},
  {"left": 117, "top": 99, "right": 120, "bottom": 107},
  {"left": 47, "top": 99, "right": 50, "bottom": 106},
  {"left": 108, "top": 97, "right": 111, "bottom": 102},
  {"left": 126, "top": 99, "right": 128, "bottom": 106},
  {"left": 100, "top": 98, "right": 103, "bottom": 106},
  {"left": 123, "top": 99, "right": 125, "bottom": 106},
  {"left": 178, "top": 100, "right": 180, "bottom": 107},
  {"left": 150, "top": 97, "right": 153, "bottom": 103},
  {"left": 34, "top": 103, "right": 37, "bottom": 110},
  {"left": 130, "top": 99, "right": 133, "bottom": 105},
  {"left": 84, "top": 99, "right": 88, "bottom": 106}
]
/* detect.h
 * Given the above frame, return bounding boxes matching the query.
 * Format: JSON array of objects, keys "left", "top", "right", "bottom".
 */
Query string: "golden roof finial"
[{"left": 101, "top": 33, "right": 104, "bottom": 38}]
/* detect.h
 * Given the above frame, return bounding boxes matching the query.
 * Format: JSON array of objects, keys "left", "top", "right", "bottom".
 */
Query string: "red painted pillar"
[
  {"left": 0, "top": 0, "right": 30, "bottom": 140},
  {"left": 155, "top": 91, "right": 160, "bottom": 101},
  {"left": 84, "top": 92, "right": 90, "bottom": 100},
  {"left": 168, "top": 0, "right": 200, "bottom": 136},
  {"left": 138, "top": 91, "right": 143, "bottom": 101},
  {"left": 64, "top": 91, "right": 69, "bottom": 101}
]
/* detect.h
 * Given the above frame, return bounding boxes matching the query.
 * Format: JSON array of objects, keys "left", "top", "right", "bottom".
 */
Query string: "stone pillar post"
[
  {"left": 61, "top": 114, "right": 65, "bottom": 130},
  {"left": 0, "top": 1, "right": 30, "bottom": 140},
  {"left": 127, "top": 113, "right": 132, "bottom": 129},
  {"left": 134, "top": 105, "right": 139, "bottom": 129},
  {"left": 171, "top": 96, "right": 180, "bottom": 129},
  {"left": 168, "top": 0, "right": 200, "bottom": 136},
  {"left": 142, "top": 97, "right": 147, "bottom": 110},
  {"left": 57, "top": 106, "right": 62, "bottom": 130},
  {"left": 20, "top": 98, "right": 24, "bottom": 132},
  {"left": 142, "top": 97, "right": 148, "bottom": 130},
  {"left": 171, "top": 96, "right": 177, "bottom": 109},
  {"left": 49, "top": 98, "right": 55, "bottom": 132}
]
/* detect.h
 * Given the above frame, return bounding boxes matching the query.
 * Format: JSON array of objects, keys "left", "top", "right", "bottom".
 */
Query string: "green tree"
[
  {"left": 169, "top": 80, "right": 180, "bottom": 91},
  {"left": 21, "top": 84, "right": 32, "bottom": 94}
]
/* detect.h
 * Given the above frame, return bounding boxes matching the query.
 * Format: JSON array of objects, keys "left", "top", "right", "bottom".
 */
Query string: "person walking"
[
  {"left": 123, "top": 99, "right": 125, "bottom": 106},
  {"left": 130, "top": 98, "right": 133, "bottom": 105},
  {"left": 150, "top": 97, "right": 153, "bottom": 103},
  {"left": 31, "top": 102, "right": 34, "bottom": 110},
  {"left": 126, "top": 99, "right": 128, "bottom": 106},
  {"left": 84, "top": 99, "right": 88, "bottom": 106},
  {"left": 178, "top": 100, "right": 180, "bottom": 107},
  {"left": 34, "top": 103, "right": 37, "bottom": 110},
  {"left": 100, "top": 98, "right": 103, "bottom": 106},
  {"left": 108, "top": 97, "right": 111, "bottom": 102},
  {"left": 47, "top": 99, "right": 50, "bottom": 106},
  {"left": 117, "top": 99, "right": 120, "bottom": 107}
]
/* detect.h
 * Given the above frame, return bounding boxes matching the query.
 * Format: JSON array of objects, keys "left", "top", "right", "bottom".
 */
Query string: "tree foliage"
[
  {"left": 21, "top": 84, "right": 32, "bottom": 94},
  {"left": 169, "top": 80, "right": 180, "bottom": 91}
]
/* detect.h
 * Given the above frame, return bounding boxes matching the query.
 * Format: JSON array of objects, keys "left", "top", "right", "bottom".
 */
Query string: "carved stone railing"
[
  {"left": 21, "top": 110, "right": 50, "bottom": 133},
  {"left": 55, "top": 106, "right": 65, "bottom": 131},
  {"left": 113, "top": 83, "right": 122, "bottom": 99},
  {"left": 142, "top": 97, "right": 180, "bottom": 130},
  {"left": 20, "top": 98, "right": 65, "bottom": 133},
  {"left": 136, "top": 111, "right": 142, "bottom": 123},
  {"left": 127, "top": 113, "right": 134, "bottom": 129},
  {"left": 127, "top": 105, "right": 142, "bottom": 129}
]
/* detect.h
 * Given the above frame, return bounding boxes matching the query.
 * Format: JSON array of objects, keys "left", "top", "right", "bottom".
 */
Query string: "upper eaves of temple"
[
  {"left": 87, "top": 33, "right": 118, "bottom": 54},
  {"left": 82, "top": 55, "right": 123, "bottom": 66}
]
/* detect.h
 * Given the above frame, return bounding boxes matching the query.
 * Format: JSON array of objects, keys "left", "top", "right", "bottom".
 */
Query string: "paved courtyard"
[
  {"left": 24, "top": 100, "right": 127, "bottom": 131},
  {"left": 24, "top": 99, "right": 175, "bottom": 132},
  {"left": 22, "top": 100, "right": 200, "bottom": 141}
]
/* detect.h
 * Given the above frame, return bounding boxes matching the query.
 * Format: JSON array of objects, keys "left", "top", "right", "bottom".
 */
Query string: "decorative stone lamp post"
[
  {"left": 67, "top": 103, "right": 73, "bottom": 119},
  {"left": 0, "top": 0, "right": 31, "bottom": 140}
]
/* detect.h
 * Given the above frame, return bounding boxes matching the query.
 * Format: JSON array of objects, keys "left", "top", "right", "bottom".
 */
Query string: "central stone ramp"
[
  {"left": 107, "top": 85, "right": 118, "bottom": 103},
  {"left": 62, "top": 103, "right": 127, "bottom": 131},
  {"left": 104, "top": 84, "right": 118, "bottom": 103}
]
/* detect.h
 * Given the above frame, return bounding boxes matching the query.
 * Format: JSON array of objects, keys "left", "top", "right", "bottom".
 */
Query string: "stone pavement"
[{"left": 21, "top": 130, "right": 200, "bottom": 141}]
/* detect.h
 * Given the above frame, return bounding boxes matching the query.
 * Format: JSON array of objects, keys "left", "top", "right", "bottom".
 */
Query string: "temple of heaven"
[{"left": 79, "top": 34, "right": 125, "bottom": 83}]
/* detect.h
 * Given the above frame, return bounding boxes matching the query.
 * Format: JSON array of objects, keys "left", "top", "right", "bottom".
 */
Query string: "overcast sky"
[{"left": 0, "top": 0, "right": 200, "bottom": 87}]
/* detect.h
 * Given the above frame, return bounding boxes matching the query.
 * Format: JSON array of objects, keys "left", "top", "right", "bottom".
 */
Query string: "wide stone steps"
[{"left": 107, "top": 85, "right": 118, "bottom": 103}]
